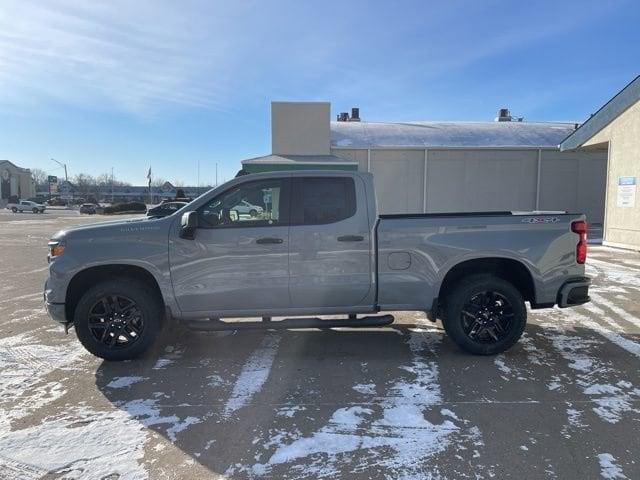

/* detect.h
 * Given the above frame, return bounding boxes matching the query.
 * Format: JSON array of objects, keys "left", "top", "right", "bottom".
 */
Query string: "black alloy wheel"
[
  {"left": 88, "top": 295, "right": 145, "bottom": 349},
  {"left": 443, "top": 274, "right": 526, "bottom": 355},
  {"left": 461, "top": 290, "right": 514, "bottom": 344},
  {"left": 74, "top": 279, "right": 163, "bottom": 360}
]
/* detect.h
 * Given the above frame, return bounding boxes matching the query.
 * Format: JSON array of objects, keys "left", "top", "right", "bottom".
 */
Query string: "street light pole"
[{"left": 51, "top": 158, "right": 68, "bottom": 181}]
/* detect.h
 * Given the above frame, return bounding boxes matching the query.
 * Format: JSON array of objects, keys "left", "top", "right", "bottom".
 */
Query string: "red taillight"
[{"left": 571, "top": 220, "right": 588, "bottom": 264}]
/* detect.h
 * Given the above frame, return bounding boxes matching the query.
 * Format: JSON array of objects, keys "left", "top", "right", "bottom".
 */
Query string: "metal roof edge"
[
  {"left": 330, "top": 145, "right": 561, "bottom": 150},
  {"left": 560, "top": 75, "right": 640, "bottom": 151}
]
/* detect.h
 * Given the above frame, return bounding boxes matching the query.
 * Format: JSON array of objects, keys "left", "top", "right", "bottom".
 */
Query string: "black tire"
[
  {"left": 11, "top": 207, "right": 17, "bottom": 213},
  {"left": 442, "top": 274, "right": 526, "bottom": 355},
  {"left": 249, "top": 209, "right": 258, "bottom": 217},
  {"left": 32, "top": 207, "right": 38, "bottom": 213},
  {"left": 74, "top": 279, "right": 163, "bottom": 361}
]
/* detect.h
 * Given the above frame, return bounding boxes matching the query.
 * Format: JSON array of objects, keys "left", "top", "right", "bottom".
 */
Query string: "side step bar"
[{"left": 186, "top": 314, "right": 395, "bottom": 331}]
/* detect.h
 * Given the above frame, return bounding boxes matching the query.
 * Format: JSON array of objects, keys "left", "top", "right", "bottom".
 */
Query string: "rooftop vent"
[
  {"left": 494, "top": 108, "right": 523, "bottom": 122},
  {"left": 336, "top": 107, "right": 361, "bottom": 122}
]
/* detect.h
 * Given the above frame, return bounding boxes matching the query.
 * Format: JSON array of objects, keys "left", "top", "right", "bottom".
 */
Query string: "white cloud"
[{"left": 0, "top": 0, "right": 238, "bottom": 116}]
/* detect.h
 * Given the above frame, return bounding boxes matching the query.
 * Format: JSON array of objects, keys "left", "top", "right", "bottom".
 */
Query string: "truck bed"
[{"left": 375, "top": 211, "right": 585, "bottom": 312}]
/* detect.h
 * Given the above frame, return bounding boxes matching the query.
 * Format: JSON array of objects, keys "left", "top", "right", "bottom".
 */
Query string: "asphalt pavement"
[{"left": 0, "top": 213, "right": 639, "bottom": 479}]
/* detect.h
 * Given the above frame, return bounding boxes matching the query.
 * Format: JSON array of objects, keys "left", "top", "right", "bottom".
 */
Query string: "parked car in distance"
[
  {"left": 79, "top": 203, "right": 98, "bottom": 215},
  {"left": 47, "top": 197, "right": 68, "bottom": 206},
  {"left": 7, "top": 200, "right": 46, "bottom": 213},
  {"left": 146, "top": 201, "right": 188, "bottom": 218},
  {"left": 234, "top": 199, "right": 263, "bottom": 217},
  {"left": 45, "top": 171, "right": 590, "bottom": 361}
]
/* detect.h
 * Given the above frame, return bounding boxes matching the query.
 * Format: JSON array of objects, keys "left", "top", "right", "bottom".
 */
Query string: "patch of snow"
[
  {"left": 598, "top": 453, "right": 627, "bottom": 479},
  {"left": 0, "top": 406, "right": 148, "bottom": 480},
  {"left": 232, "top": 328, "right": 483, "bottom": 478},
  {"left": 590, "top": 292, "right": 640, "bottom": 330},
  {"left": 223, "top": 333, "right": 281, "bottom": 417},
  {"left": 119, "top": 398, "right": 202, "bottom": 442},
  {"left": 206, "top": 374, "right": 227, "bottom": 387},
  {"left": 106, "top": 376, "right": 148, "bottom": 389},
  {"left": 494, "top": 355, "right": 512, "bottom": 376},
  {"left": 544, "top": 310, "right": 640, "bottom": 424},
  {"left": 352, "top": 383, "right": 376, "bottom": 395},
  {"left": 276, "top": 405, "right": 306, "bottom": 418},
  {"left": 153, "top": 358, "right": 174, "bottom": 369}
]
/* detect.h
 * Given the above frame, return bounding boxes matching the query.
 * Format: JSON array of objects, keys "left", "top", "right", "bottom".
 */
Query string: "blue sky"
[{"left": 1, "top": 0, "right": 638, "bottom": 186}]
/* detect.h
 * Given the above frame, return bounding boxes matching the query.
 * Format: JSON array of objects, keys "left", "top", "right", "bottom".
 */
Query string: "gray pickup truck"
[{"left": 44, "top": 171, "right": 590, "bottom": 360}]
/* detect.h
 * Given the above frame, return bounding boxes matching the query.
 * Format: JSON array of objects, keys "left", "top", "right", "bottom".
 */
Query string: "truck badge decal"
[{"left": 521, "top": 217, "right": 560, "bottom": 224}]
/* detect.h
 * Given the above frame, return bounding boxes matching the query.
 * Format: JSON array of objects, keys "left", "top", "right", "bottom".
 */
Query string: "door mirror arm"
[{"left": 180, "top": 211, "right": 198, "bottom": 240}]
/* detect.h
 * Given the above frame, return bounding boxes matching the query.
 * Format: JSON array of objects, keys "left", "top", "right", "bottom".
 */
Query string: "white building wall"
[{"left": 331, "top": 147, "right": 607, "bottom": 221}]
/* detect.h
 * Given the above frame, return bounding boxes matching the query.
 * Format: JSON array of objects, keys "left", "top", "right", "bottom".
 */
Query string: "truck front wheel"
[
  {"left": 74, "top": 279, "right": 163, "bottom": 361},
  {"left": 442, "top": 274, "right": 526, "bottom": 355}
]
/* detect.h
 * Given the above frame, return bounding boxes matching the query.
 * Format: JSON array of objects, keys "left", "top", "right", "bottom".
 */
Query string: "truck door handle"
[
  {"left": 337, "top": 235, "right": 364, "bottom": 242},
  {"left": 256, "top": 237, "right": 284, "bottom": 244}
]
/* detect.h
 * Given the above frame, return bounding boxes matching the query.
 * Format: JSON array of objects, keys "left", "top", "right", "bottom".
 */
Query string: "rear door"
[{"left": 288, "top": 176, "right": 372, "bottom": 308}]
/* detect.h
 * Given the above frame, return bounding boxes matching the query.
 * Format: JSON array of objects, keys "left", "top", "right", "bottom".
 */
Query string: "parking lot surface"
[{"left": 1, "top": 211, "right": 639, "bottom": 479}]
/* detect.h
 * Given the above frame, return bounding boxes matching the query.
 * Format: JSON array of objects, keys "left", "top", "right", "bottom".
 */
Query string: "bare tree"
[
  {"left": 30, "top": 168, "right": 48, "bottom": 188},
  {"left": 151, "top": 177, "right": 167, "bottom": 188},
  {"left": 96, "top": 172, "right": 130, "bottom": 187},
  {"left": 72, "top": 173, "right": 97, "bottom": 198}
]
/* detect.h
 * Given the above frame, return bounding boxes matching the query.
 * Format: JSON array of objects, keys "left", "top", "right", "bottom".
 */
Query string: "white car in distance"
[{"left": 6, "top": 200, "right": 46, "bottom": 213}]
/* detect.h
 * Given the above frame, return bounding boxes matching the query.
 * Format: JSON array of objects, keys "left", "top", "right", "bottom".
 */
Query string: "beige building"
[
  {"left": 561, "top": 75, "right": 640, "bottom": 251},
  {"left": 0, "top": 160, "right": 36, "bottom": 206},
  {"left": 243, "top": 102, "right": 607, "bottom": 223}
]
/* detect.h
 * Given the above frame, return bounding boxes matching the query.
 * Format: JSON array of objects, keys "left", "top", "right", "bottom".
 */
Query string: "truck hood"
[{"left": 50, "top": 216, "right": 173, "bottom": 242}]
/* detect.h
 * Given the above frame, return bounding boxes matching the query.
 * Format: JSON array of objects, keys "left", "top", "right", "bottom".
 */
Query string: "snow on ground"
[
  {"left": 598, "top": 453, "right": 627, "bottom": 479},
  {"left": 227, "top": 327, "right": 486, "bottom": 479}
]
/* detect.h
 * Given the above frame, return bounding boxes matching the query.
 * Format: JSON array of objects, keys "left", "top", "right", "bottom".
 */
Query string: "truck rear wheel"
[
  {"left": 11, "top": 207, "right": 17, "bottom": 213},
  {"left": 74, "top": 279, "right": 163, "bottom": 361},
  {"left": 442, "top": 274, "right": 526, "bottom": 355}
]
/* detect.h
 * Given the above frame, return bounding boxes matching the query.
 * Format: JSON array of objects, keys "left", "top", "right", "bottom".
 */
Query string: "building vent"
[
  {"left": 495, "top": 108, "right": 523, "bottom": 122},
  {"left": 336, "top": 107, "right": 361, "bottom": 122},
  {"left": 495, "top": 108, "right": 512, "bottom": 122}
]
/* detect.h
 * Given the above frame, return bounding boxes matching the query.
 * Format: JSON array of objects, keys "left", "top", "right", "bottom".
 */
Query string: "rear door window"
[{"left": 292, "top": 177, "right": 356, "bottom": 225}]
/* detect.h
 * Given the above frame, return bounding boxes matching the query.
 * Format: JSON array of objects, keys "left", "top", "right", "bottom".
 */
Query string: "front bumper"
[
  {"left": 557, "top": 276, "right": 591, "bottom": 308},
  {"left": 44, "top": 278, "right": 68, "bottom": 324},
  {"left": 45, "top": 299, "right": 67, "bottom": 324}
]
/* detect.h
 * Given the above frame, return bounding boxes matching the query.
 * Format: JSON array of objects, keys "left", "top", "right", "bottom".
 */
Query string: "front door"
[
  {"left": 169, "top": 177, "right": 291, "bottom": 314},
  {"left": 288, "top": 176, "right": 373, "bottom": 308}
]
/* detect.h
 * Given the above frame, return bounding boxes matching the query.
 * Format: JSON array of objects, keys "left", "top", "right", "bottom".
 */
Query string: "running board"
[{"left": 186, "top": 314, "right": 395, "bottom": 331}]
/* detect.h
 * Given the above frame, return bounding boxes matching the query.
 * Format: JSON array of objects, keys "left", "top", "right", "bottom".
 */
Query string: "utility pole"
[
  {"left": 215, "top": 162, "right": 218, "bottom": 187},
  {"left": 111, "top": 167, "right": 114, "bottom": 203},
  {"left": 197, "top": 159, "right": 200, "bottom": 196},
  {"left": 51, "top": 158, "right": 68, "bottom": 181}
]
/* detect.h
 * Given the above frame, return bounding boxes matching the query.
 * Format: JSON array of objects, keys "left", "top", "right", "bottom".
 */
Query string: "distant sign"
[
  {"left": 48, "top": 175, "right": 58, "bottom": 184},
  {"left": 59, "top": 181, "right": 73, "bottom": 200},
  {"left": 617, "top": 176, "right": 636, "bottom": 208}
]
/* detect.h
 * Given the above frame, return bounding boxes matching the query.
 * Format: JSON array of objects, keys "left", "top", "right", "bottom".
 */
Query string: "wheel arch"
[
  {"left": 65, "top": 264, "right": 165, "bottom": 323},
  {"left": 437, "top": 257, "right": 537, "bottom": 308}
]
